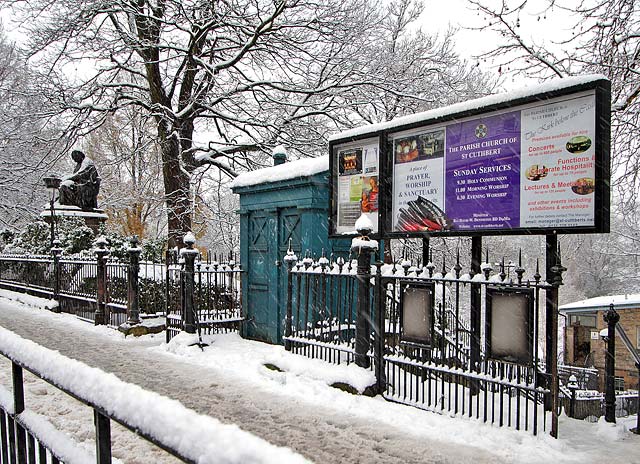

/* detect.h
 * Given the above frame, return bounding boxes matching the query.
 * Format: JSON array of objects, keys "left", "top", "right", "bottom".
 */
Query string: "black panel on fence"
[
  {"left": 486, "top": 287, "right": 534, "bottom": 366},
  {"left": 400, "top": 282, "right": 434, "bottom": 346}
]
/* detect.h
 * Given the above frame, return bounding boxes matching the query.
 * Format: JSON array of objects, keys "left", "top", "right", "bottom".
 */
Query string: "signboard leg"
[
  {"left": 422, "top": 238, "right": 429, "bottom": 267},
  {"left": 545, "top": 234, "right": 560, "bottom": 438},
  {"left": 470, "top": 237, "right": 482, "bottom": 395}
]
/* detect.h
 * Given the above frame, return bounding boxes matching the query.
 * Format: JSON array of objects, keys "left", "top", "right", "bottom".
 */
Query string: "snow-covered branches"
[{"left": 465, "top": 0, "right": 640, "bottom": 203}]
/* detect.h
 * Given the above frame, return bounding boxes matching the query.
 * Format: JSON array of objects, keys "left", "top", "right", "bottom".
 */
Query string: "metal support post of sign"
[
  {"left": 470, "top": 236, "right": 482, "bottom": 395},
  {"left": 544, "top": 233, "right": 557, "bottom": 413},
  {"left": 604, "top": 304, "right": 620, "bottom": 424},
  {"left": 422, "top": 238, "right": 429, "bottom": 267},
  {"left": 546, "top": 234, "right": 564, "bottom": 438}
]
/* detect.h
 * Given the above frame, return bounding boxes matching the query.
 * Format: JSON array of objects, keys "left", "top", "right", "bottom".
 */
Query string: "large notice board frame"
[{"left": 329, "top": 78, "right": 611, "bottom": 238}]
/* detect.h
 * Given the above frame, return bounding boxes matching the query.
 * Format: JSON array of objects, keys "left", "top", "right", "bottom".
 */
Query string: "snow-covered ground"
[{"left": 0, "top": 289, "right": 637, "bottom": 463}]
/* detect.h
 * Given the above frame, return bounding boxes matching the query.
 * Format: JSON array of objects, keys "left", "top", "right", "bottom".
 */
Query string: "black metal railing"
[
  {"left": 560, "top": 390, "right": 639, "bottom": 420},
  {"left": 0, "top": 254, "right": 56, "bottom": 295},
  {"left": 284, "top": 247, "right": 554, "bottom": 435},
  {"left": 165, "top": 246, "right": 243, "bottom": 342},
  {"left": 0, "top": 327, "right": 278, "bottom": 463},
  {"left": 0, "top": 236, "right": 242, "bottom": 341}
]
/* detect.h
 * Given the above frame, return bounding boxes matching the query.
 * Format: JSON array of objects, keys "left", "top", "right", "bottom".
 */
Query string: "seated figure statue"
[{"left": 58, "top": 150, "right": 101, "bottom": 210}]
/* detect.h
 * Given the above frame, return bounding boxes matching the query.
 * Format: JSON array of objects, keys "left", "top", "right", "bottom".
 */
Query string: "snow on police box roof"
[
  {"left": 329, "top": 74, "right": 609, "bottom": 142},
  {"left": 230, "top": 155, "right": 329, "bottom": 189}
]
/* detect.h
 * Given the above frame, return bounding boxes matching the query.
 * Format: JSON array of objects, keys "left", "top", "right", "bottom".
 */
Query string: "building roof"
[
  {"left": 230, "top": 156, "right": 328, "bottom": 189},
  {"left": 559, "top": 294, "right": 640, "bottom": 313}
]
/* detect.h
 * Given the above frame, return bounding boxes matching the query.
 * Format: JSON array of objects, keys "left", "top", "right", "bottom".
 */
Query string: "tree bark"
[{"left": 158, "top": 121, "right": 193, "bottom": 249}]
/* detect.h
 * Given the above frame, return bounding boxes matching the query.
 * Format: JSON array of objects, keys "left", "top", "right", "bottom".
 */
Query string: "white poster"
[
  {"left": 335, "top": 141, "right": 379, "bottom": 234},
  {"left": 519, "top": 94, "right": 596, "bottom": 228}
]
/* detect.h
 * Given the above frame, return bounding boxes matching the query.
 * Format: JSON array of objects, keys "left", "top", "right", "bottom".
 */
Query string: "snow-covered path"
[
  {"left": 0, "top": 297, "right": 502, "bottom": 464},
  {"left": 0, "top": 292, "right": 638, "bottom": 464}
]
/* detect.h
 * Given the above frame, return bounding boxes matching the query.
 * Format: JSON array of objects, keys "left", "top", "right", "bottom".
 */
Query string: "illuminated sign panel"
[{"left": 329, "top": 78, "right": 610, "bottom": 237}]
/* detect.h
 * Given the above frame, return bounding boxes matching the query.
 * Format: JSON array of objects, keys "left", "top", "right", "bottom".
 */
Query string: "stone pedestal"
[{"left": 40, "top": 204, "right": 108, "bottom": 234}]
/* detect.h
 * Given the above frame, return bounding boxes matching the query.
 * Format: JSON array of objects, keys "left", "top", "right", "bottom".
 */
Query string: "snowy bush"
[
  {"left": 2, "top": 218, "right": 167, "bottom": 261},
  {"left": 3, "top": 217, "right": 94, "bottom": 255}
]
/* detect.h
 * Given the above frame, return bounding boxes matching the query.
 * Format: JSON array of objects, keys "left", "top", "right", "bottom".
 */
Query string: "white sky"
[{"left": 422, "top": 0, "right": 577, "bottom": 89}]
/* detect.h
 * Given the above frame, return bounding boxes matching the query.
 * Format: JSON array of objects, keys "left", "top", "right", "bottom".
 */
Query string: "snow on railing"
[{"left": 0, "top": 327, "right": 307, "bottom": 464}]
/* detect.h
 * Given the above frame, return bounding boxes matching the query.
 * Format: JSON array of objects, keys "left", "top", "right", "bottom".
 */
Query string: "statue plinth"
[{"left": 40, "top": 203, "right": 108, "bottom": 235}]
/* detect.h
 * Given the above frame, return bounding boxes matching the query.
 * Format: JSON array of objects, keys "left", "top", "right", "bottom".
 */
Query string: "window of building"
[
  {"left": 568, "top": 313, "right": 597, "bottom": 328},
  {"left": 614, "top": 376, "right": 625, "bottom": 393}
]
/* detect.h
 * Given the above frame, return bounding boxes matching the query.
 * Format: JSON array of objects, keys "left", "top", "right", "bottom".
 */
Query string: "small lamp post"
[
  {"left": 43, "top": 176, "right": 61, "bottom": 249},
  {"left": 567, "top": 374, "right": 579, "bottom": 418}
]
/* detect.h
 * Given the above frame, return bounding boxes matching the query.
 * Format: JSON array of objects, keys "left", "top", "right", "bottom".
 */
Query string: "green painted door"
[
  {"left": 277, "top": 209, "right": 302, "bottom": 343},
  {"left": 246, "top": 212, "right": 276, "bottom": 342},
  {"left": 246, "top": 208, "right": 301, "bottom": 344}
]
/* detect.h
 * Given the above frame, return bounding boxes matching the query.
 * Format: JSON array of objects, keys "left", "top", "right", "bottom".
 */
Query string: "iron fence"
[
  {"left": 560, "top": 391, "right": 639, "bottom": 420},
  {"left": 285, "top": 248, "right": 553, "bottom": 435},
  {"left": 0, "top": 254, "right": 56, "bottom": 295},
  {"left": 165, "top": 251, "right": 243, "bottom": 342},
  {"left": 0, "top": 242, "right": 242, "bottom": 341}
]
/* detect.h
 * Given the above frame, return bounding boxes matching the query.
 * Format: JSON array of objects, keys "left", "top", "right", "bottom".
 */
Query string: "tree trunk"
[{"left": 158, "top": 122, "right": 192, "bottom": 249}]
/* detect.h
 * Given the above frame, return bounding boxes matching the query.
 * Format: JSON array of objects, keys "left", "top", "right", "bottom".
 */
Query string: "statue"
[{"left": 58, "top": 150, "right": 101, "bottom": 210}]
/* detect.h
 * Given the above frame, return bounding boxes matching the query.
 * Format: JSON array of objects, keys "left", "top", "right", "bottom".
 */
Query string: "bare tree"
[
  {"left": 0, "top": 28, "right": 69, "bottom": 228},
  {"left": 465, "top": 0, "right": 639, "bottom": 200},
  {"left": 344, "top": 0, "right": 496, "bottom": 124},
  {"left": 1, "top": 0, "right": 373, "bottom": 246},
  {"left": 4, "top": 0, "right": 492, "bottom": 247},
  {"left": 84, "top": 108, "right": 165, "bottom": 238}
]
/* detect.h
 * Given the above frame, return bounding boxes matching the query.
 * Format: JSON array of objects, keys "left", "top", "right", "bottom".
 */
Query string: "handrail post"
[
  {"left": 182, "top": 233, "right": 198, "bottom": 334},
  {"left": 94, "top": 410, "right": 112, "bottom": 464},
  {"left": 127, "top": 236, "right": 141, "bottom": 325},
  {"left": 12, "top": 362, "right": 26, "bottom": 464},
  {"left": 51, "top": 240, "right": 62, "bottom": 313},
  {"left": 94, "top": 236, "right": 110, "bottom": 326}
]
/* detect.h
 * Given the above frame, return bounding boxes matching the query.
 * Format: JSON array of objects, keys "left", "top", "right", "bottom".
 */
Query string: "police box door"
[{"left": 246, "top": 208, "right": 301, "bottom": 344}]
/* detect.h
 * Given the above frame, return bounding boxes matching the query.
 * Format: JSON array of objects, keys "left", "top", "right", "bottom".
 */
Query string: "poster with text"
[
  {"left": 444, "top": 111, "right": 522, "bottom": 231},
  {"left": 519, "top": 94, "right": 596, "bottom": 229},
  {"left": 392, "top": 129, "right": 446, "bottom": 232},
  {"left": 389, "top": 90, "right": 600, "bottom": 235},
  {"left": 336, "top": 142, "right": 379, "bottom": 234}
]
